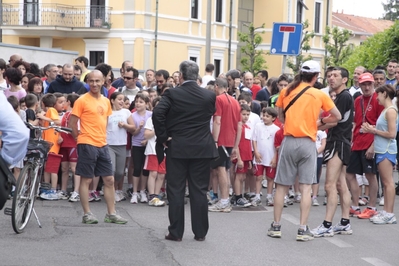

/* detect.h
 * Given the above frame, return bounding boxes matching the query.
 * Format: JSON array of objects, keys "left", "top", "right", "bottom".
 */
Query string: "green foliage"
[
  {"left": 382, "top": 0, "right": 399, "bottom": 21},
  {"left": 238, "top": 23, "right": 268, "bottom": 74},
  {"left": 342, "top": 21, "right": 399, "bottom": 72},
  {"left": 286, "top": 20, "right": 315, "bottom": 74},
  {"left": 322, "top": 26, "right": 354, "bottom": 67}
]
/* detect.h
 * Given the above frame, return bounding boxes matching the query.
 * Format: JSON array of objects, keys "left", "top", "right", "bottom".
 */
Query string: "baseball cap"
[
  {"left": 300, "top": 60, "right": 321, "bottom": 73},
  {"left": 358, "top": 73, "right": 374, "bottom": 84}
]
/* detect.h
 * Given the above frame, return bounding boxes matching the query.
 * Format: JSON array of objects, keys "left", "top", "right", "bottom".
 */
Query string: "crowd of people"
[{"left": 0, "top": 53, "right": 398, "bottom": 241}]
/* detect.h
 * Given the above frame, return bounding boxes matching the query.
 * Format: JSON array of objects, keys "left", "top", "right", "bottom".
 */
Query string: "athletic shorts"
[
  {"left": 314, "top": 157, "right": 323, "bottom": 184},
  {"left": 275, "top": 136, "right": 317, "bottom": 185},
  {"left": 144, "top": 155, "right": 166, "bottom": 174},
  {"left": 346, "top": 150, "right": 376, "bottom": 175},
  {"left": 59, "top": 147, "right": 78, "bottom": 163},
  {"left": 323, "top": 140, "right": 351, "bottom": 166},
  {"left": 76, "top": 144, "right": 113, "bottom": 178},
  {"left": 254, "top": 164, "right": 276, "bottom": 178},
  {"left": 212, "top": 147, "right": 233, "bottom": 170},
  {"left": 235, "top": 161, "right": 251, "bottom": 174},
  {"left": 131, "top": 146, "right": 149, "bottom": 177},
  {"left": 376, "top": 152, "right": 396, "bottom": 166}
]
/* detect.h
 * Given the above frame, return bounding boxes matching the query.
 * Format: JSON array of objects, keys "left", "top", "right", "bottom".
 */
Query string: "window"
[
  {"left": 314, "top": 2, "right": 321, "bottom": 33},
  {"left": 296, "top": 0, "right": 308, "bottom": 24},
  {"left": 189, "top": 56, "right": 197, "bottom": 62},
  {"left": 89, "top": 51, "right": 104, "bottom": 66},
  {"left": 214, "top": 59, "right": 221, "bottom": 78},
  {"left": 216, "top": 0, "right": 223, "bottom": 22},
  {"left": 191, "top": 0, "right": 199, "bottom": 19},
  {"left": 24, "top": 0, "right": 38, "bottom": 25}
]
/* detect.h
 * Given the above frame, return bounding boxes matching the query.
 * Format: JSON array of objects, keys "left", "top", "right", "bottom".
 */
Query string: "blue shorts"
[{"left": 375, "top": 152, "right": 396, "bottom": 166}]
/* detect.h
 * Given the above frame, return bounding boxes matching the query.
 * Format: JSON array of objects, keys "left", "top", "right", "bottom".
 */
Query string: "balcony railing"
[{"left": 1, "top": 3, "right": 112, "bottom": 29}]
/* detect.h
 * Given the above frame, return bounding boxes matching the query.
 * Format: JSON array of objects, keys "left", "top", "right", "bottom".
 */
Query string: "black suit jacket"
[{"left": 153, "top": 80, "right": 218, "bottom": 161}]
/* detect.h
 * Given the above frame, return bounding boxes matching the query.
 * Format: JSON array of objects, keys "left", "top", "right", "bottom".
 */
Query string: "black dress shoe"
[
  {"left": 194, "top": 236, "right": 206, "bottom": 241},
  {"left": 165, "top": 233, "right": 182, "bottom": 242}
]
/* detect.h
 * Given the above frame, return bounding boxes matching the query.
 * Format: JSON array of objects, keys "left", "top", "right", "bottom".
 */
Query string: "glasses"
[{"left": 123, "top": 76, "right": 134, "bottom": 80}]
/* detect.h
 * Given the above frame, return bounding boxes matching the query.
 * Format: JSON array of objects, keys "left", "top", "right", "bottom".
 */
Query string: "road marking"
[
  {"left": 281, "top": 214, "right": 300, "bottom": 225},
  {"left": 362, "top": 257, "right": 392, "bottom": 266},
  {"left": 324, "top": 237, "right": 353, "bottom": 248}
]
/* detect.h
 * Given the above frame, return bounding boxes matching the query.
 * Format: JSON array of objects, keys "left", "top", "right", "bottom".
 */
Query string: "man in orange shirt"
[
  {"left": 267, "top": 61, "right": 342, "bottom": 241},
  {"left": 70, "top": 70, "right": 127, "bottom": 225}
]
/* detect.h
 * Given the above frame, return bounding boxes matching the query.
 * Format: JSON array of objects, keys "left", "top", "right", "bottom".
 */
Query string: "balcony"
[{"left": 1, "top": 3, "right": 112, "bottom": 31}]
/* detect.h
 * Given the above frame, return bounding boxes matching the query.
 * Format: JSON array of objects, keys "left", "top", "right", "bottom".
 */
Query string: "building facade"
[{"left": 1, "top": 0, "right": 331, "bottom": 78}]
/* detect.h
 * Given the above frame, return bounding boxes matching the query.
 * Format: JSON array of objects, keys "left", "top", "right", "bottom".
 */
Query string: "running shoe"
[
  {"left": 333, "top": 223, "right": 353, "bottom": 235},
  {"left": 208, "top": 200, "right": 232, "bottom": 213},
  {"left": 311, "top": 224, "right": 334, "bottom": 237},
  {"left": 104, "top": 213, "right": 128, "bottom": 224},
  {"left": 296, "top": 226, "right": 314, "bottom": 241},
  {"left": 357, "top": 208, "right": 377, "bottom": 219},
  {"left": 267, "top": 222, "right": 282, "bottom": 238},
  {"left": 82, "top": 212, "right": 98, "bottom": 224},
  {"left": 236, "top": 197, "right": 251, "bottom": 208},
  {"left": 372, "top": 213, "right": 397, "bottom": 225}
]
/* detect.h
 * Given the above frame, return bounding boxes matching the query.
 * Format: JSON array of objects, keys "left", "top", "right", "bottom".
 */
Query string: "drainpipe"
[{"left": 154, "top": 0, "right": 159, "bottom": 70}]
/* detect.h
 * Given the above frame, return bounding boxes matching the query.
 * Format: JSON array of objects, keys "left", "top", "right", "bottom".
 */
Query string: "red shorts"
[
  {"left": 59, "top": 147, "right": 78, "bottom": 163},
  {"left": 254, "top": 164, "right": 276, "bottom": 178},
  {"left": 235, "top": 161, "right": 251, "bottom": 174},
  {"left": 144, "top": 155, "right": 166, "bottom": 174},
  {"left": 44, "top": 153, "right": 63, "bottom": 174}
]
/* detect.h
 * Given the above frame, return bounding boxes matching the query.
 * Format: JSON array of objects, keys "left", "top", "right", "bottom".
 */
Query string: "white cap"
[{"left": 300, "top": 60, "right": 321, "bottom": 73}]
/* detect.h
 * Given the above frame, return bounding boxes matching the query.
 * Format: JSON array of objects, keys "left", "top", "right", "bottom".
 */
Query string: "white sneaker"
[
  {"left": 267, "top": 196, "right": 274, "bottom": 206},
  {"left": 288, "top": 189, "right": 295, "bottom": 199},
  {"left": 69, "top": 191, "right": 80, "bottom": 202},
  {"left": 379, "top": 196, "right": 385, "bottom": 206},
  {"left": 57, "top": 190, "right": 68, "bottom": 200},
  {"left": 261, "top": 179, "right": 267, "bottom": 188},
  {"left": 294, "top": 194, "right": 301, "bottom": 203},
  {"left": 149, "top": 197, "right": 166, "bottom": 207},
  {"left": 312, "top": 197, "right": 320, "bottom": 206},
  {"left": 115, "top": 190, "right": 121, "bottom": 202},
  {"left": 229, "top": 187, "right": 233, "bottom": 196},
  {"left": 130, "top": 193, "right": 138, "bottom": 204},
  {"left": 118, "top": 190, "right": 127, "bottom": 201},
  {"left": 140, "top": 191, "right": 148, "bottom": 203}
]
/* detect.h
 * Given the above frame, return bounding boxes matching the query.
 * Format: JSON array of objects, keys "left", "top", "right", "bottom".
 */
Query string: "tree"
[
  {"left": 286, "top": 20, "right": 315, "bottom": 74},
  {"left": 322, "top": 26, "right": 354, "bottom": 67},
  {"left": 382, "top": 0, "right": 399, "bottom": 21},
  {"left": 342, "top": 21, "right": 399, "bottom": 72},
  {"left": 238, "top": 23, "right": 267, "bottom": 74}
]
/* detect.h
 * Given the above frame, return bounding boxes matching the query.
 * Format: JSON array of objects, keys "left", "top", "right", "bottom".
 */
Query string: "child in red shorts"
[
  {"left": 233, "top": 104, "right": 253, "bottom": 208},
  {"left": 253, "top": 107, "right": 280, "bottom": 206},
  {"left": 143, "top": 97, "right": 166, "bottom": 207},
  {"left": 59, "top": 94, "right": 81, "bottom": 202}
]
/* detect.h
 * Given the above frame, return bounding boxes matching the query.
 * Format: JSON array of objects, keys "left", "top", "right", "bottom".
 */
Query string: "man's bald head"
[{"left": 9, "top": 54, "right": 22, "bottom": 67}]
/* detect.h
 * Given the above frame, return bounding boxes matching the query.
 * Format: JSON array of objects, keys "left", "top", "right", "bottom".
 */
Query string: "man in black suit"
[{"left": 153, "top": 60, "right": 218, "bottom": 242}]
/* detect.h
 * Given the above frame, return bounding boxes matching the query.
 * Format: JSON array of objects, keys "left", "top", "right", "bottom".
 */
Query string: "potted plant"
[{"left": 102, "top": 21, "right": 112, "bottom": 29}]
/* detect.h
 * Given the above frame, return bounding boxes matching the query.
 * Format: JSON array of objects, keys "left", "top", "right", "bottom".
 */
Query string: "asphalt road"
[{"left": 1, "top": 168, "right": 399, "bottom": 266}]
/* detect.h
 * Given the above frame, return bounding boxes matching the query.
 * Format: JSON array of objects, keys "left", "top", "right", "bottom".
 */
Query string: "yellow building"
[
  {"left": 1, "top": 0, "right": 331, "bottom": 78},
  {"left": 1, "top": 0, "right": 239, "bottom": 77}
]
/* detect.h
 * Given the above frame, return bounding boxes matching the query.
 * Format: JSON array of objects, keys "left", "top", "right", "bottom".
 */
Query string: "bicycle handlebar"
[{"left": 24, "top": 122, "right": 72, "bottom": 134}]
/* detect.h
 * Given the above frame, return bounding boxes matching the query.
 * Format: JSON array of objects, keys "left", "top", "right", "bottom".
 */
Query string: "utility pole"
[
  {"left": 154, "top": 0, "right": 159, "bottom": 70},
  {"left": 205, "top": 0, "right": 212, "bottom": 65},
  {"left": 228, "top": 0, "right": 233, "bottom": 70}
]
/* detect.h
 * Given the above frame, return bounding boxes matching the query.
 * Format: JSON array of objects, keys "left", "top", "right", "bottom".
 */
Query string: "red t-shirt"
[
  {"left": 107, "top": 86, "right": 117, "bottom": 99},
  {"left": 274, "top": 127, "right": 284, "bottom": 149},
  {"left": 352, "top": 92, "right": 384, "bottom": 151},
  {"left": 251, "top": 85, "right": 262, "bottom": 100},
  {"left": 214, "top": 93, "right": 241, "bottom": 147},
  {"left": 239, "top": 124, "right": 252, "bottom": 161},
  {"left": 60, "top": 111, "right": 77, "bottom": 148},
  {"left": 274, "top": 117, "right": 283, "bottom": 128}
]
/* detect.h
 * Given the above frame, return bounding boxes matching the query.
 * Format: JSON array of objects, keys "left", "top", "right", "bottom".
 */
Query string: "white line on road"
[
  {"left": 362, "top": 257, "right": 392, "bottom": 266},
  {"left": 324, "top": 237, "right": 353, "bottom": 248},
  {"left": 282, "top": 214, "right": 300, "bottom": 225}
]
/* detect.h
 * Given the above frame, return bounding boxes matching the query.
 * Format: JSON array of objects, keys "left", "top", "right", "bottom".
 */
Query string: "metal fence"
[{"left": 1, "top": 3, "right": 112, "bottom": 28}]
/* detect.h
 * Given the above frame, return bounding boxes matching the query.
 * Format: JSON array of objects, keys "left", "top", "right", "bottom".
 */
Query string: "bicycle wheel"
[{"left": 11, "top": 162, "right": 38, "bottom": 234}]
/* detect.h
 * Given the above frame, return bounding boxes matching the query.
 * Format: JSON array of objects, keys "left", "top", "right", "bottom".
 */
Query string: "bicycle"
[{"left": 3, "top": 122, "right": 71, "bottom": 234}]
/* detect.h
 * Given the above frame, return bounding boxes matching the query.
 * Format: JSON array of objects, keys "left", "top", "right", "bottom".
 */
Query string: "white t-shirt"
[
  {"left": 120, "top": 86, "right": 140, "bottom": 103},
  {"left": 246, "top": 112, "right": 261, "bottom": 140},
  {"left": 201, "top": 74, "right": 215, "bottom": 88},
  {"left": 348, "top": 85, "right": 362, "bottom": 96},
  {"left": 106, "top": 109, "right": 132, "bottom": 146},
  {"left": 252, "top": 123, "right": 279, "bottom": 166},
  {"left": 316, "top": 130, "right": 327, "bottom": 158},
  {"left": 144, "top": 117, "right": 156, "bottom": 155}
]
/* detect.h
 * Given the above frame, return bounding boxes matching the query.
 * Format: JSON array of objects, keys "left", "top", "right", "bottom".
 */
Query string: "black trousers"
[{"left": 166, "top": 156, "right": 210, "bottom": 239}]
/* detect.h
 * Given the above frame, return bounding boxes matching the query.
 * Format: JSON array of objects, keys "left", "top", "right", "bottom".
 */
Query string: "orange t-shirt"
[
  {"left": 276, "top": 82, "right": 335, "bottom": 142},
  {"left": 42, "top": 107, "right": 61, "bottom": 154},
  {"left": 71, "top": 93, "right": 112, "bottom": 147}
]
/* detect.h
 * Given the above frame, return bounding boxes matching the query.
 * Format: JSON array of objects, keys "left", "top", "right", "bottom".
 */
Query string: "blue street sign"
[{"left": 270, "top": 23, "right": 303, "bottom": 56}]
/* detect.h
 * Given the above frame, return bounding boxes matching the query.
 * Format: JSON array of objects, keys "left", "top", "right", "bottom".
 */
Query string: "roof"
[{"left": 332, "top": 12, "right": 394, "bottom": 36}]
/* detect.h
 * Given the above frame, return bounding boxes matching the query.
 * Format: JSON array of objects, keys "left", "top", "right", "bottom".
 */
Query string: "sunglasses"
[{"left": 123, "top": 76, "right": 134, "bottom": 80}]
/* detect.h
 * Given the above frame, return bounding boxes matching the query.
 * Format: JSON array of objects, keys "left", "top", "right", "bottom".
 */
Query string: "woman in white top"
[{"left": 107, "top": 92, "right": 136, "bottom": 202}]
